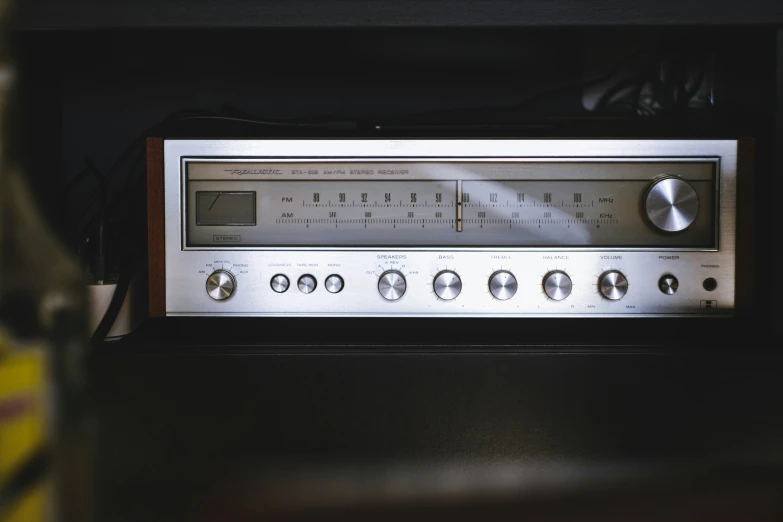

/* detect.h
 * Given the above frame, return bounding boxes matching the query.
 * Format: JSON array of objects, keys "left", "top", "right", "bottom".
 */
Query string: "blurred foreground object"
[{"left": 0, "top": 0, "right": 87, "bottom": 520}]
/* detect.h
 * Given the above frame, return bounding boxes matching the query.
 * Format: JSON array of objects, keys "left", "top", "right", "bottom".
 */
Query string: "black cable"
[
  {"left": 383, "top": 47, "right": 660, "bottom": 124},
  {"left": 593, "top": 76, "right": 652, "bottom": 111}
]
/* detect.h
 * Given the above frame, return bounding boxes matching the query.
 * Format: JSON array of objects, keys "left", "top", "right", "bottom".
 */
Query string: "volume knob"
[
  {"left": 543, "top": 271, "right": 572, "bottom": 301},
  {"left": 645, "top": 176, "right": 699, "bottom": 232},
  {"left": 206, "top": 270, "right": 236, "bottom": 301},
  {"left": 433, "top": 270, "right": 462, "bottom": 300},
  {"left": 489, "top": 270, "right": 517, "bottom": 300},
  {"left": 598, "top": 270, "right": 628, "bottom": 300},
  {"left": 378, "top": 270, "right": 406, "bottom": 301}
]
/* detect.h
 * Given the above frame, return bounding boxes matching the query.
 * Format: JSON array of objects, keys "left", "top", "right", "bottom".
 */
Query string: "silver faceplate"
[{"left": 163, "top": 139, "right": 737, "bottom": 317}]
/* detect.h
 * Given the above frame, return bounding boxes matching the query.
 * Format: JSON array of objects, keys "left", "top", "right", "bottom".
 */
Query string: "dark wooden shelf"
[{"left": 15, "top": 0, "right": 783, "bottom": 30}]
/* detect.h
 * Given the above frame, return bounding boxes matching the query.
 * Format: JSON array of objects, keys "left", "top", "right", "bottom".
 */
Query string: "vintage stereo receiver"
[{"left": 147, "top": 139, "right": 750, "bottom": 318}]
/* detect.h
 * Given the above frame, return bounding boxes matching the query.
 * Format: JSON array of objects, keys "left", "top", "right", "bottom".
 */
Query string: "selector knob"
[
  {"left": 378, "top": 270, "right": 406, "bottom": 301},
  {"left": 206, "top": 270, "right": 236, "bottom": 301},
  {"left": 489, "top": 270, "right": 518, "bottom": 300},
  {"left": 433, "top": 270, "right": 462, "bottom": 300},
  {"left": 599, "top": 270, "right": 629, "bottom": 300},
  {"left": 543, "top": 271, "right": 572, "bottom": 301},
  {"left": 298, "top": 274, "right": 317, "bottom": 294},
  {"left": 644, "top": 176, "right": 699, "bottom": 232}
]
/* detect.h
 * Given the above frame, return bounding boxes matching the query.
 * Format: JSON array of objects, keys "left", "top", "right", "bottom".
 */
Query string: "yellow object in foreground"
[{"left": 0, "top": 338, "right": 48, "bottom": 522}]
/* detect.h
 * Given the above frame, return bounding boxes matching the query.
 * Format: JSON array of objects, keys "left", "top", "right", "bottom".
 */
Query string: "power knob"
[
  {"left": 598, "top": 270, "right": 628, "bottom": 300},
  {"left": 433, "top": 270, "right": 462, "bottom": 300},
  {"left": 378, "top": 270, "right": 406, "bottom": 301},
  {"left": 206, "top": 270, "right": 236, "bottom": 301},
  {"left": 489, "top": 270, "right": 517, "bottom": 300},
  {"left": 644, "top": 176, "right": 699, "bottom": 232},
  {"left": 543, "top": 270, "right": 572, "bottom": 301}
]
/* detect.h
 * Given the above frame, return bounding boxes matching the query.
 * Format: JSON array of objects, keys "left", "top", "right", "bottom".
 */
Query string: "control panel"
[{"left": 156, "top": 139, "right": 738, "bottom": 317}]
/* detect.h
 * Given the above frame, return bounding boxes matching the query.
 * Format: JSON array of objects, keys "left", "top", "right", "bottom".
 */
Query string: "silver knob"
[
  {"left": 325, "top": 274, "right": 344, "bottom": 294},
  {"left": 645, "top": 176, "right": 699, "bottom": 232},
  {"left": 433, "top": 270, "right": 462, "bottom": 300},
  {"left": 378, "top": 270, "right": 406, "bottom": 301},
  {"left": 270, "top": 274, "right": 289, "bottom": 293},
  {"left": 599, "top": 270, "right": 628, "bottom": 300},
  {"left": 298, "top": 274, "right": 317, "bottom": 294},
  {"left": 206, "top": 270, "right": 236, "bottom": 301},
  {"left": 489, "top": 270, "right": 517, "bottom": 300},
  {"left": 659, "top": 274, "right": 678, "bottom": 295},
  {"left": 543, "top": 270, "right": 572, "bottom": 301}
]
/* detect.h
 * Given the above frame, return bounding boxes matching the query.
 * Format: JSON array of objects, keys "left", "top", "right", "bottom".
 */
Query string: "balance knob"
[
  {"left": 489, "top": 270, "right": 517, "bottom": 300},
  {"left": 206, "top": 270, "right": 236, "bottom": 301},
  {"left": 644, "top": 176, "right": 699, "bottom": 232},
  {"left": 598, "top": 270, "right": 628, "bottom": 300},
  {"left": 378, "top": 270, "right": 406, "bottom": 301},
  {"left": 433, "top": 270, "right": 462, "bottom": 300},
  {"left": 543, "top": 270, "right": 572, "bottom": 301}
]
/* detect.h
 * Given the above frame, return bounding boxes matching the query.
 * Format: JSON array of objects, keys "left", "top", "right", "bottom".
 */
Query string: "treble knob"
[
  {"left": 206, "top": 270, "right": 236, "bottom": 301},
  {"left": 644, "top": 176, "right": 699, "bottom": 232},
  {"left": 378, "top": 270, "right": 406, "bottom": 301},
  {"left": 489, "top": 270, "right": 518, "bottom": 300}
]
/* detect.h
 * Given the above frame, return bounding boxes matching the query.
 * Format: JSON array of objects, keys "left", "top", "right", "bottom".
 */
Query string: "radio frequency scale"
[{"left": 147, "top": 139, "right": 743, "bottom": 317}]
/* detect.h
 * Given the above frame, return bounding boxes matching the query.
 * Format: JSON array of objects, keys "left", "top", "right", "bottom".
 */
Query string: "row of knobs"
[
  {"left": 209, "top": 269, "right": 629, "bottom": 302},
  {"left": 208, "top": 271, "right": 344, "bottom": 300},
  {"left": 378, "top": 269, "right": 629, "bottom": 301}
]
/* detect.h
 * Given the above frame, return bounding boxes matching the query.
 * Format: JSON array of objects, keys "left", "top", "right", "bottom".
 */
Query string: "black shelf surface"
[
  {"left": 91, "top": 328, "right": 783, "bottom": 521},
  {"left": 16, "top": 0, "right": 783, "bottom": 30}
]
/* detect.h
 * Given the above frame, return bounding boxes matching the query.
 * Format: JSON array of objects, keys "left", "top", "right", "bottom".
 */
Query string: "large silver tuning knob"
[
  {"left": 433, "top": 270, "right": 462, "bottom": 300},
  {"left": 644, "top": 176, "right": 699, "bottom": 232},
  {"left": 489, "top": 270, "right": 517, "bottom": 300},
  {"left": 598, "top": 270, "right": 628, "bottom": 300},
  {"left": 543, "top": 271, "right": 572, "bottom": 301},
  {"left": 206, "top": 270, "right": 236, "bottom": 301},
  {"left": 378, "top": 270, "right": 406, "bottom": 301}
]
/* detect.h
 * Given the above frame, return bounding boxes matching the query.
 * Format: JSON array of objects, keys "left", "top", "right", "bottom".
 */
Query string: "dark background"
[{"left": 9, "top": 3, "right": 783, "bottom": 520}]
